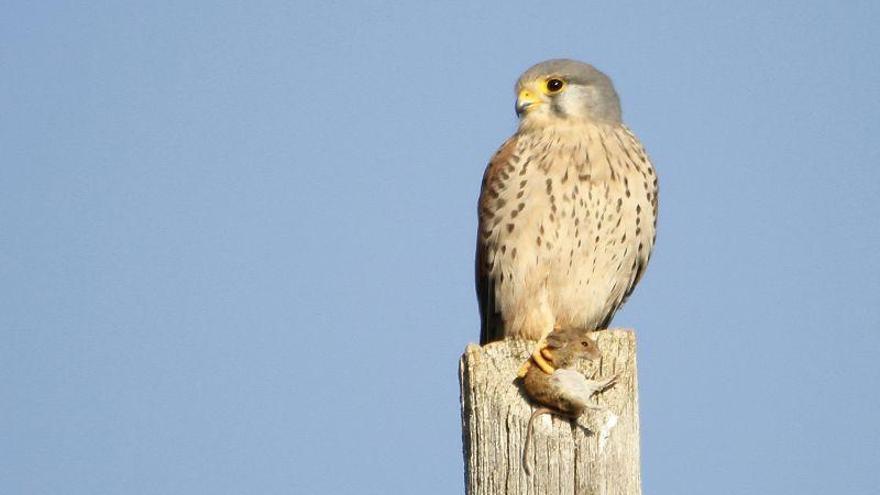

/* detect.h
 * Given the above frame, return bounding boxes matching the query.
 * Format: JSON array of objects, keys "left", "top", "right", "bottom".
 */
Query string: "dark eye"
[
  {"left": 546, "top": 78, "right": 565, "bottom": 93},
  {"left": 581, "top": 341, "right": 589, "bottom": 347}
]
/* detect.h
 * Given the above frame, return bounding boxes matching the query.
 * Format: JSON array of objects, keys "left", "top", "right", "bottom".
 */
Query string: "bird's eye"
[
  {"left": 581, "top": 341, "right": 589, "bottom": 347},
  {"left": 546, "top": 78, "right": 565, "bottom": 93}
]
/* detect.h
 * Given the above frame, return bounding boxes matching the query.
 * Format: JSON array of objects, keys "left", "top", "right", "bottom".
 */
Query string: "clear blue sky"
[{"left": 3, "top": 1, "right": 879, "bottom": 493}]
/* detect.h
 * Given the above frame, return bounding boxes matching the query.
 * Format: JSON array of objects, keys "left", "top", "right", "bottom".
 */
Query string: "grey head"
[{"left": 515, "top": 59, "right": 621, "bottom": 124}]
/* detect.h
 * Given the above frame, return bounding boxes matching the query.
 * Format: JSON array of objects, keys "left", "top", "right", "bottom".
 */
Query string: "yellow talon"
[
  {"left": 518, "top": 338, "right": 557, "bottom": 378},
  {"left": 532, "top": 349, "right": 556, "bottom": 374}
]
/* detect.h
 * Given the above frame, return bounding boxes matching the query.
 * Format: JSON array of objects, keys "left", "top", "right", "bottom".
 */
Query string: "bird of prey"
[{"left": 476, "top": 59, "right": 657, "bottom": 345}]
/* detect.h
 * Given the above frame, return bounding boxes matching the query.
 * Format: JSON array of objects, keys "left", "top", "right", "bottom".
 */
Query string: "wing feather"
[{"left": 476, "top": 136, "right": 519, "bottom": 344}]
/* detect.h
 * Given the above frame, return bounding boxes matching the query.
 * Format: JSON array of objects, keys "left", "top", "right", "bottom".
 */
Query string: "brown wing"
[{"left": 476, "top": 136, "right": 518, "bottom": 345}]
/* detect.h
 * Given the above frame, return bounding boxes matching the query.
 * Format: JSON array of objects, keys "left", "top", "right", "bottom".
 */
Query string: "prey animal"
[{"left": 519, "top": 327, "right": 619, "bottom": 474}]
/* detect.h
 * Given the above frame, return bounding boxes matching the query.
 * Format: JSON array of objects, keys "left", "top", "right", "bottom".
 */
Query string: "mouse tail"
[{"left": 523, "top": 407, "right": 553, "bottom": 476}]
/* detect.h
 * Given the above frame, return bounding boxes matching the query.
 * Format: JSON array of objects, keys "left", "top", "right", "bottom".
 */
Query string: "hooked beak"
[{"left": 515, "top": 89, "right": 541, "bottom": 117}]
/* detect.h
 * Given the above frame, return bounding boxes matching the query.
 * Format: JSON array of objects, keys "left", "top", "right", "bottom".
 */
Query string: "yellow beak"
[{"left": 515, "top": 89, "right": 542, "bottom": 116}]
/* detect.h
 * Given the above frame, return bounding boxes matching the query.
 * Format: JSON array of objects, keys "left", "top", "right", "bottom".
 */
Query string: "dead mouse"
[{"left": 520, "top": 327, "right": 619, "bottom": 474}]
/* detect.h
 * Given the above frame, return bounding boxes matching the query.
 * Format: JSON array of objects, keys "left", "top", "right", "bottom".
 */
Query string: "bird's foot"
[{"left": 517, "top": 338, "right": 556, "bottom": 377}]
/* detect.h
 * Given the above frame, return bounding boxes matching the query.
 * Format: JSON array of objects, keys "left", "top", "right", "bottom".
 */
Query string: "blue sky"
[{"left": 2, "top": 1, "right": 879, "bottom": 493}]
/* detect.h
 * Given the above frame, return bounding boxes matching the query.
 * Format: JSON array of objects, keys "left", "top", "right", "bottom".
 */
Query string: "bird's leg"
[
  {"left": 517, "top": 345, "right": 554, "bottom": 377},
  {"left": 536, "top": 323, "right": 569, "bottom": 372},
  {"left": 517, "top": 325, "right": 562, "bottom": 378},
  {"left": 517, "top": 338, "right": 556, "bottom": 377},
  {"left": 530, "top": 338, "right": 555, "bottom": 374},
  {"left": 529, "top": 322, "right": 563, "bottom": 375}
]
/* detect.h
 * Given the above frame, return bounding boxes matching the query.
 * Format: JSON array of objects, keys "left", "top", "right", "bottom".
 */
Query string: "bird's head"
[{"left": 514, "top": 59, "right": 621, "bottom": 127}]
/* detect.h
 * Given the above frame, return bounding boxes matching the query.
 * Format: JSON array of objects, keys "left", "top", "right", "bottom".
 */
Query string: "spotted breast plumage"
[{"left": 477, "top": 59, "right": 658, "bottom": 345}]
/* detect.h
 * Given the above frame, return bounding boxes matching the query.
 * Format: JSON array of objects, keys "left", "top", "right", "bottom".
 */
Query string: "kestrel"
[{"left": 476, "top": 59, "right": 658, "bottom": 345}]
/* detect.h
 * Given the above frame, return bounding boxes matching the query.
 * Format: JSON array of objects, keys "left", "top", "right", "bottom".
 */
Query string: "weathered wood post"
[{"left": 459, "top": 329, "right": 641, "bottom": 495}]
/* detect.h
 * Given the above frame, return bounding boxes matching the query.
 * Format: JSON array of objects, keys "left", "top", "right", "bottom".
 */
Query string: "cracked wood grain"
[{"left": 460, "top": 329, "right": 641, "bottom": 495}]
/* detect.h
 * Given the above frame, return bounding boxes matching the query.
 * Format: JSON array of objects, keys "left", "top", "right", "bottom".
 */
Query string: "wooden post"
[{"left": 459, "top": 329, "right": 641, "bottom": 495}]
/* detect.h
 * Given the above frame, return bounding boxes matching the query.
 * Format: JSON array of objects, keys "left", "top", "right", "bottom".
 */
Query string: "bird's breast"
[{"left": 480, "top": 122, "right": 656, "bottom": 330}]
